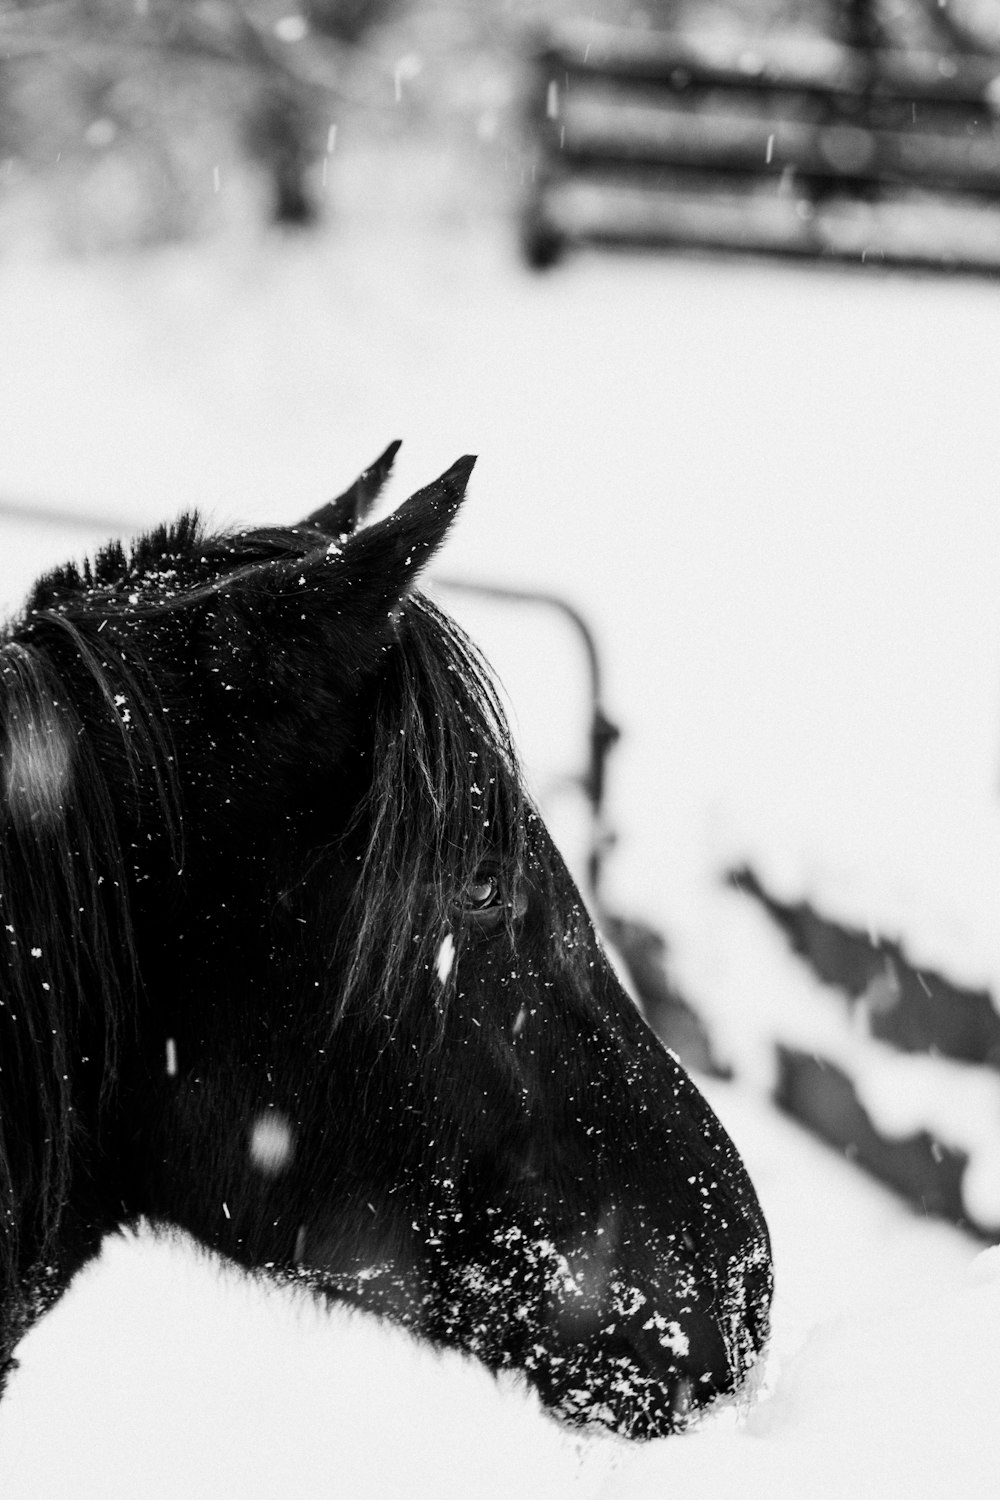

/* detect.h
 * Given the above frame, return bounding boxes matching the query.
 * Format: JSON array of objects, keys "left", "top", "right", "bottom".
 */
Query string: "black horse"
[{"left": 0, "top": 446, "right": 771, "bottom": 1438}]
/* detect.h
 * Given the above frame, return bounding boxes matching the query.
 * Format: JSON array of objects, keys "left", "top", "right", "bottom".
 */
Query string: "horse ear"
[
  {"left": 340, "top": 452, "right": 475, "bottom": 608},
  {"left": 205, "top": 455, "right": 476, "bottom": 694},
  {"left": 300, "top": 440, "right": 402, "bottom": 538}
]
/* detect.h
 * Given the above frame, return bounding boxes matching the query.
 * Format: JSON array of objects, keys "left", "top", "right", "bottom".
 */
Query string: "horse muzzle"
[{"left": 530, "top": 1207, "right": 771, "bottom": 1439}]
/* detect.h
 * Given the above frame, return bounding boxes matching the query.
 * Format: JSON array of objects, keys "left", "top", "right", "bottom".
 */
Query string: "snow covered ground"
[
  {"left": 0, "top": 1096, "right": 991, "bottom": 1500},
  {"left": 1, "top": 153, "right": 999, "bottom": 1493}
]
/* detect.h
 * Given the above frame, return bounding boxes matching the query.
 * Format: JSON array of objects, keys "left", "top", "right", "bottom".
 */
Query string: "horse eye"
[
  {"left": 456, "top": 872, "right": 508, "bottom": 932},
  {"left": 465, "top": 875, "right": 500, "bottom": 911},
  {"left": 456, "top": 871, "right": 526, "bottom": 932}
]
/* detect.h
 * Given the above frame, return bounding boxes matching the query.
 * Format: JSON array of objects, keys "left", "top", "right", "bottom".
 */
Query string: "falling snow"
[
  {"left": 0, "top": 151, "right": 997, "bottom": 1500},
  {"left": 435, "top": 931, "right": 455, "bottom": 986},
  {"left": 3, "top": 711, "right": 72, "bottom": 830},
  {"left": 248, "top": 1112, "right": 295, "bottom": 1177}
]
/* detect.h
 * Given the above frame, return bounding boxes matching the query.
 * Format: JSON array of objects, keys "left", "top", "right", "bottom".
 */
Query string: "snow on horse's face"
[{"left": 0, "top": 448, "right": 771, "bottom": 1437}]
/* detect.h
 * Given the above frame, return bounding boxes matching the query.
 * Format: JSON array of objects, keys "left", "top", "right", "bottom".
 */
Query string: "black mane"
[
  {"left": 0, "top": 520, "right": 532, "bottom": 1299},
  {"left": 28, "top": 514, "right": 538, "bottom": 1032},
  {"left": 0, "top": 632, "right": 147, "bottom": 1317},
  {"left": 332, "top": 593, "right": 532, "bottom": 1034}
]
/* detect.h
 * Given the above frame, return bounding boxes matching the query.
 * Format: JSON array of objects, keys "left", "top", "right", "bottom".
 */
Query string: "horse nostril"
[{"left": 545, "top": 1213, "right": 620, "bottom": 1341}]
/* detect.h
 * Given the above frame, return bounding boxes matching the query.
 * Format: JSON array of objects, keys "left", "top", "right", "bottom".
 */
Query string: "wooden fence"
[
  {"left": 730, "top": 865, "right": 1000, "bottom": 1239},
  {"left": 523, "top": 24, "right": 1000, "bottom": 274}
]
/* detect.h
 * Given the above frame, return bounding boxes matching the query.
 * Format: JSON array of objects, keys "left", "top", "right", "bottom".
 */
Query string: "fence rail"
[{"left": 523, "top": 24, "right": 1000, "bottom": 273}]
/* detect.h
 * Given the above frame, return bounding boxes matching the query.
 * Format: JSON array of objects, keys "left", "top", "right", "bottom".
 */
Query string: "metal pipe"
[{"left": 434, "top": 576, "right": 620, "bottom": 904}]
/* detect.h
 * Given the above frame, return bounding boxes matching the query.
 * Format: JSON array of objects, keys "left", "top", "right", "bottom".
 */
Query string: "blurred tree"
[{"left": 0, "top": 0, "right": 343, "bottom": 244}]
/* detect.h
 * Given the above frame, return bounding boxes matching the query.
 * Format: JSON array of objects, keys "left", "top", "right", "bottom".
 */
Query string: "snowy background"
[{"left": 1, "top": 2, "right": 1000, "bottom": 1493}]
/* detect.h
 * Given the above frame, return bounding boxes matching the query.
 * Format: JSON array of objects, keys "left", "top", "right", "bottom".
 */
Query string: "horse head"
[{"left": 0, "top": 447, "right": 771, "bottom": 1437}]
